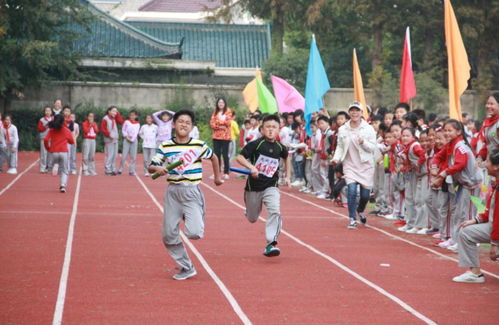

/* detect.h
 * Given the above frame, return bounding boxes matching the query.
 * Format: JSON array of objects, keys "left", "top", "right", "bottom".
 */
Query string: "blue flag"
[{"left": 304, "top": 36, "right": 331, "bottom": 135}]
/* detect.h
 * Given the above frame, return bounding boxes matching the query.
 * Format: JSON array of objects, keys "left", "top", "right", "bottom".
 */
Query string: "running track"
[{"left": 1, "top": 152, "right": 497, "bottom": 324}]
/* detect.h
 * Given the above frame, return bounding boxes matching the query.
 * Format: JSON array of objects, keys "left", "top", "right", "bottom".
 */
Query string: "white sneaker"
[
  {"left": 406, "top": 227, "right": 419, "bottom": 234},
  {"left": 383, "top": 213, "right": 397, "bottom": 220},
  {"left": 291, "top": 180, "right": 302, "bottom": 187},
  {"left": 145, "top": 172, "right": 150, "bottom": 177},
  {"left": 71, "top": 170, "right": 77, "bottom": 175},
  {"left": 302, "top": 188, "right": 311, "bottom": 194},
  {"left": 416, "top": 228, "right": 429, "bottom": 235},
  {"left": 438, "top": 238, "right": 454, "bottom": 248},
  {"left": 397, "top": 225, "right": 408, "bottom": 232},
  {"left": 447, "top": 243, "right": 459, "bottom": 252},
  {"left": 223, "top": 174, "right": 230, "bottom": 180},
  {"left": 452, "top": 271, "right": 485, "bottom": 283},
  {"left": 6, "top": 168, "right": 17, "bottom": 174},
  {"left": 316, "top": 193, "right": 326, "bottom": 199}
]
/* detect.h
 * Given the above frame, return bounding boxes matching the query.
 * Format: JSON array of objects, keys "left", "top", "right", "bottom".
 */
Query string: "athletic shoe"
[
  {"left": 405, "top": 227, "right": 419, "bottom": 234},
  {"left": 116, "top": 171, "right": 122, "bottom": 175},
  {"left": 383, "top": 213, "right": 397, "bottom": 220},
  {"left": 438, "top": 238, "right": 453, "bottom": 248},
  {"left": 369, "top": 210, "right": 380, "bottom": 215},
  {"left": 358, "top": 212, "right": 367, "bottom": 225},
  {"left": 60, "top": 186, "right": 66, "bottom": 193},
  {"left": 263, "top": 244, "right": 281, "bottom": 257},
  {"left": 7, "top": 168, "right": 17, "bottom": 174},
  {"left": 397, "top": 225, "right": 408, "bottom": 232},
  {"left": 83, "top": 171, "right": 90, "bottom": 176},
  {"left": 145, "top": 172, "right": 150, "bottom": 177},
  {"left": 348, "top": 220, "right": 358, "bottom": 229},
  {"left": 326, "top": 194, "right": 334, "bottom": 200},
  {"left": 40, "top": 169, "right": 48, "bottom": 174},
  {"left": 90, "top": 171, "right": 98, "bottom": 176},
  {"left": 426, "top": 228, "right": 439, "bottom": 235},
  {"left": 129, "top": 172, "right": 136, "bottom": 176},
  {"left": 302, "top": 188, "right": 311, "bottom": 194},
  {"left": 316, "top": 193, "right": 326, "bottom": 199},
  {"left": 447, "top": 243, "right": 459, "bottom": 252},
  {"left": 416, "top": 228, "right": 429, "bottom": 235},
  {"left": 172, "top": 267, "right": 197, "bottom": 280},
  {"left": 291, "top": 180, "right": 304, "bottom": 187},
  {"left": 71, "top": 170, "right": 77, "bottom": 175},
  {"left": 394, "top": 220, "right": 406, "bottom": 226},
  {"left": 432, "top": 232, "right": 442, "bottom": 239},
  {"left": 223, "top": 174, "right": 230, "bottom": 180},
  {"left": 452, "top": 271, "right": 485, "bottom": 283}
]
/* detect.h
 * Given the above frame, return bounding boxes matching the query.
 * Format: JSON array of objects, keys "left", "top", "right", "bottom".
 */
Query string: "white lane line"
[
  {"left": 52, "top": 167, "right": 83, "bottom": 325},
  {"left": 0, "top": 159, "right": 39, "bottom": 196},
  {"left": 281, "top": 190, "right": 499, "bottom": 280},
  {"left": 201, "top": 182, "right": 438, "bottom": 325},
  {"left": 135, "top": 176, "right": 252, "bottom": 325}
]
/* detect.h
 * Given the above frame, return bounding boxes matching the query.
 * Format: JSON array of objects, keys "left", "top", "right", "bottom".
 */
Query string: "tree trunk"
[
  {"left": 270, "top": 1, "right": 284, "bottom": 56},
  {"left": 0, "top": 96, "right": 11, "bottom": 115}
]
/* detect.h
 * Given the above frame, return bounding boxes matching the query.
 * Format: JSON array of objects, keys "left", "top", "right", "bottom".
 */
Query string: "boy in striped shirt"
[{"left": 149, "top": 109, "right": 223, "bottom": 280}]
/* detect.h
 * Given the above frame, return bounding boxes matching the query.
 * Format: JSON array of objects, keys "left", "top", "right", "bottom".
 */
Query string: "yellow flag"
[
  {"left": 242, "top": 69, "right": 262, "bottom": 113},
  {"left": 444, "top": 0, "right": 470, "bottom": 122},
  {"left": 353, "top": 49, "right": 369, "bottom": 120}
]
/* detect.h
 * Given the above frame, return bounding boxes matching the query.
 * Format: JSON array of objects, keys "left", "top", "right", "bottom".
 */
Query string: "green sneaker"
[{"left": 263, "top": 244, "right": 280, "bottom": 257}]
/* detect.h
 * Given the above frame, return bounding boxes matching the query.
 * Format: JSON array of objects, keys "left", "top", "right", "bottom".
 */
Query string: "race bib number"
[
  {"left": 254, "top": 154, "right": 279, "bottom": 178},
  {"left": 171, "top": 149, "right": 199, "bottom": 175}
]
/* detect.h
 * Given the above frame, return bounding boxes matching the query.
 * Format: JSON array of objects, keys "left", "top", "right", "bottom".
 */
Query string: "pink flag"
[
  {"left": 271, "top": 75, "right": 305, "bottom": 113},
  {"left": 399, "top": 27, "right": 416, "bottom": 103}
]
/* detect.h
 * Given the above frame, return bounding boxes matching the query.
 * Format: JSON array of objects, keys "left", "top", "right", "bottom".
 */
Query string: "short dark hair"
[
  {"left": 402, "top": 112, "right": 419, "bottom": 129},
  {"left": 336, "top": 111, "right": 350, "bottom": 120},
  {"left": 129, "top": 109, "right": 138, "bottom": 115},
  {"left": 291, "top": 122, "right": 301, "bottom": 131},
  {"left": 63, "top": 105, "right": 71, "bottom": 111},
  {"left": 317, "top": 115, "right": 329, "bottom": 123},
  {"left": 395, "top": 102, "right": 410, "bottom": 111},
  {"left": 173, "top": 109, "right": 196, "bottom": 124},
  {"left": 244, "top": 119, "right": 250, "bottom": 125},
  {"left": 413, "top": 109, "right": 426, "bottom": 121},
  {"left": 490, "top": 148, "right": 499, "bottom": 165},
  {"left": 371, "top": 114, "right": 383, "bottom": 122},
  {"left": 262, "top": 114, "right": 280, "bottom": 125},
  {"left": 49, "top": 114, "right": 65, "bottom": 130},
  {"left": 106, "top": 106, "right": 117, "bottom": 114}
]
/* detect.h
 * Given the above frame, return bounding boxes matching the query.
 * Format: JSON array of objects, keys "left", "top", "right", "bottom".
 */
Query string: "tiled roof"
[
  {"left": 129, "top": 21, "right": 271, "bottom": 67},
  {"left": 72, "top": 1, "right": 182, "bottom": 59},
  {"left": 139, "top": 0, "right": 221, "bottom": 12}
]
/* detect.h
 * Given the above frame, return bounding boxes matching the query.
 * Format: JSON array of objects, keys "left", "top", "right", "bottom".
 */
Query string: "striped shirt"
[{"left": 150, "top": 138, "right": 213, "bottom": 185}]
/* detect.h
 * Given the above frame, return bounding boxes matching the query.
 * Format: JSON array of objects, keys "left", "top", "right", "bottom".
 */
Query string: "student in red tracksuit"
[
  {"left": 44, "top": 114, "right": 75, "bottom": 193},
  {"left": 431, "top": 119, "right": 482, "bottom": 252},
  {"left": 453, "top": 148, "right": 499, "bottom": 283},
  {"left": 82, "top": 112, "right": 99, "bottom": 176},
  {"left": 398, "top": 127, "right": 426, "bottom": 233},
  {"left": 37, "top": 106, "right": 53, "bottom": 173}
]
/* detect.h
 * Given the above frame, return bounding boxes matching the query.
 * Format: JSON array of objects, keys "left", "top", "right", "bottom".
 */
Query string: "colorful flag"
[
  {"left": 242, "top": 69, "right": 262, "bottom": 113},
  {"left": 399, "top": 26, "right": 417, "bottom": 103},
  {"left": 444, "top": 0, "right": 470, "bottom": 121},
  {"left": 271, "top": 75, "right": 305, "bottom": 113},
  {"left": 353, "top": 48, "right": 369, "bottom": 120},
  {"left": 304, "top": 35, "right": 330, "bottom": 135},
  {"left": 256, "top": 78, "right": 278, "bottom": 114}
]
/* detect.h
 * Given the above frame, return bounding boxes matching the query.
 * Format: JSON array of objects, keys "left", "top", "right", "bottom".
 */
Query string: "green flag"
[
  {"left": 256, "top": 78, "right": 278, "bottom": 114},
  {"left": 470, "top": 196, "right": 486, "bottom": 214}
]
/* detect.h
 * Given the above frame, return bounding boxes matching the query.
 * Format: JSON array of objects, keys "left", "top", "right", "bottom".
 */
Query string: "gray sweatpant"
[
  {"left": 457, "top": 222, "right": 492, "bottom": 268},
  {"left": 162, "top": 184, "right": 205, "bottom": 270},
  {"left": 311, "top": 154, "right": 326, "bottom": 193},
  {"left": 104, "top": 141, "right": 118, "bottom": 174},
  {"left": 51, "top": 152, "right": 69, "bottom": 187},
  {"left": 68, "top": 144, "right": 77, "bottom": 173},
  {"left": 82, "top": 139, "right": 96, "bottom": 175},
  {"left": 451, "top": 186, "right": 479, "bottom": 240},
  {"left": 413, "top": 175, "right": 429, "bottom": 229},
  {"left": 428, "top": 188, "right": 441, "bottom": 230},
  {"left": 244, "top": 187, "right": 282, "bottom": 245},
  {"left": 374, "top": 166, "right": 390, "bottom": 213},
  {"left": 40, "top": 140, "right": 50, "bottom": 172},
  {"left": 439, "top": 190, "right": 454, "bottom": 239},
  {"left": 404, "top": 172, "right": 418, "bottom": 228},
  {"left": 143, "top": 147, "right": 156, "bottom": 174},
  {"left": 389, "top": 172, "right": 405, "bottom": 217},
  {"left": 119, "top": 139, "right": 138, "bottom": 174}
]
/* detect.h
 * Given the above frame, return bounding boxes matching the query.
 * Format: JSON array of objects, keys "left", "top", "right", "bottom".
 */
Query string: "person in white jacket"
[
  {"left": 2, "top": 115, "right": 19, "bottom": 174},
  {"left": 332, "top": 102, "right": 377, "bottom": 229},
  {"left": 139, "top": 114, "right": 158, "bottom": 176},
  {"left": 118, "top": 110, "right": 140, "bottom": 176}
]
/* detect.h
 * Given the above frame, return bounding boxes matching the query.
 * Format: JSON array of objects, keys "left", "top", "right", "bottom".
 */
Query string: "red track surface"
[{"left": 1, "top": 152, "right": 498, "bottom": 324}]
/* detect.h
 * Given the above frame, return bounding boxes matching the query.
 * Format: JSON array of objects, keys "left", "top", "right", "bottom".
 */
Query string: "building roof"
[
  {"left": 129, "top": 21, "right": 271, "bottom": 67},
  {"left": 72, "top": 1, "right": 182, "bottom": 59},
  {"left": 139, "top": 0, "right": 221, "bottom": 13}
]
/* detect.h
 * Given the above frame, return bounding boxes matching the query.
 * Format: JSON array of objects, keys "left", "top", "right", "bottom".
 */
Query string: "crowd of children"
[{"left": 1, "top": 93, "right": 497, "bottom": 282}]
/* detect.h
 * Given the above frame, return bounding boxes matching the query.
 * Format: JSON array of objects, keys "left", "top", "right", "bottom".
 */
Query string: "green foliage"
[
  {"left": 412, "top": 72, "right": 447, "bottom": 113},
  {"left": 0, "top": 0, "right": 93, "bottom": 103},
  {"left": 262, "top": 48, "right": 309, "bottom": 93}
]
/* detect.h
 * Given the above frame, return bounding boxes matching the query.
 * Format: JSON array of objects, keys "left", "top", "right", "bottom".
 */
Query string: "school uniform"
[
  {"left": 240, "top": 137, "right": 288, "bottom": 246},
  {"left": 0, "top": 122, "right": 6, "bottom": 171},
  {"left": 404, "top": 140, "right": 426, "bottom": 229},
  {"left": 374, "top": 139, "right": 390, "bottom": 214},
  {"left": 388, "top": 141, "right": 406, "bottom": 218},
  {"left": 69, "top": 122, "right": 79, "bottom": 173},
  {"left": 119, "top": 119, "right": 140, "bottom": 175},
  {"left": 82, "top": 120, "right": 99, "bottom": 175},
  {"left": 44, "top": 127, "right": 74, "bottom": 187},
  {"left": 311, "top": 128, "right": 323, "bottom": 193},
  {"left": 139, "top": 123, "right": 158, "bottom": 175},
  {"left": 433, "top": 136, "right": 482, "bottom": 240},
  {"left": 457, "top": 181, "right": 499, "bottom": 268},
  {"left": 37, "top": 116, "right": 53, "bottom": 172},
  {"left": 476, "top": 116, "right": 499, "bottom": 161},
  {"left": 4, "top": 124, "right": 19, "bottom": 170},
  {"left": 424, "top": 149, "right": 441, "bottom": 230},
  {"left": 101, "top": 112, "right": 123, "bottom": 174},
  {"left": 150, "top": 138, "right": 213, "bottom": 271},
  {"left": 152, "top": 110, "right": 175, "bottom": 147}
]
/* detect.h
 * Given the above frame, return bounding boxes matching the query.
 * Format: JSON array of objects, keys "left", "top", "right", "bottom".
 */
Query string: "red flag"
[{"left": 399, "top": 27, "right": 416, "bottom": 103}]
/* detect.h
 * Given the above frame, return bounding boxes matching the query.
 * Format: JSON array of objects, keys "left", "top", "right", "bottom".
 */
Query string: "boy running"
[
  {"left": 149, "top": 109, "right": 223, "bottom": 280},
  {"left": 236, "top": 114, "right": 291, "bottom": 257}
]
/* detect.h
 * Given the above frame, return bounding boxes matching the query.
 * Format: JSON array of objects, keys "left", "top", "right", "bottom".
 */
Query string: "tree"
[{"left": 0, "top": 0, "right": 92, "bottom": 112}]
